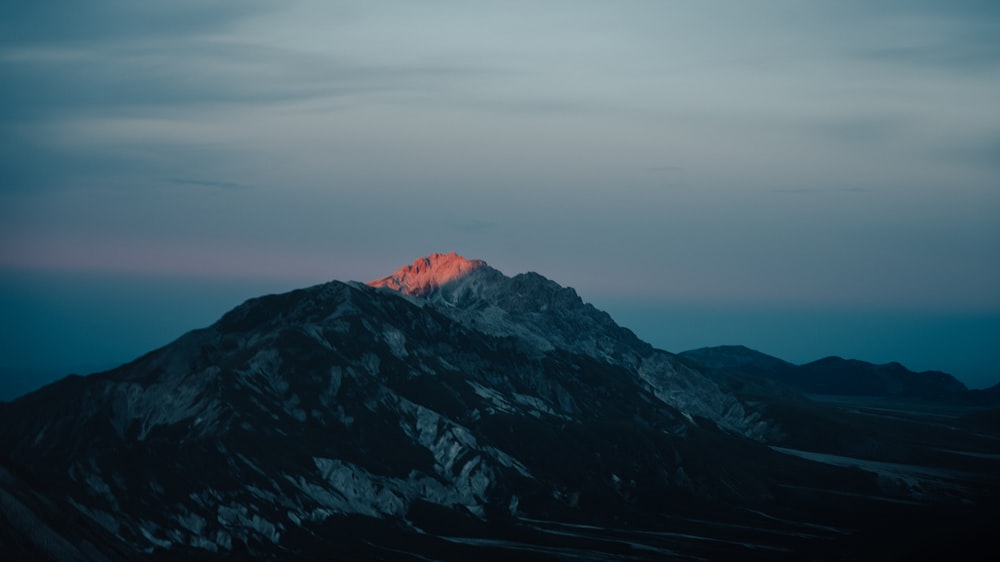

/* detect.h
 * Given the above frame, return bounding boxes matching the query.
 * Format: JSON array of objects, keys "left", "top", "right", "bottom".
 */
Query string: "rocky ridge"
[{"left": 1, "top": 254, "right": 996, "bottom": 560}]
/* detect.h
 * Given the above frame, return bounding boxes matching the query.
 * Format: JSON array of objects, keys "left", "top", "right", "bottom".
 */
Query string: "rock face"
[
  {"left": 367, "top": 252, "right": 488, "bottom": 296},
  {"left": 1, "top": 254, "right": 997, "bottom": 560},
  {"left": 368, "top": 255, "right": 770, "bottom": 439}
]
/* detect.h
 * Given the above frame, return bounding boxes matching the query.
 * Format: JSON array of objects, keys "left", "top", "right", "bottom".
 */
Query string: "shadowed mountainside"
[
  {"left": 1, "top": 254, "right": 997, "bottom": 560},
  {"left": 680, "top": 345, "right": 972, "bottom": 399}
]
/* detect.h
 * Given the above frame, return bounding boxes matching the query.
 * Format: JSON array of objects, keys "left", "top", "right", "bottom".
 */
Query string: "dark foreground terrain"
[{"left": 2, "top": 255, "right": 997, "bottom": 560}]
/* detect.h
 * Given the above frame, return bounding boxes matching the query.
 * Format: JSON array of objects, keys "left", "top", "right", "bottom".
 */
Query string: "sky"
[{"left": 1, "top": 1, "right": 999, "bottom": 399}]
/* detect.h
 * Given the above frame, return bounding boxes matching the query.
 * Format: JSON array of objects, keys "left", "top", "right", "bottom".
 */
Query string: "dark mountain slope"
[
  {"left": 798, "top": 356, "right": 967, "bottom": 397},
  {"left": 679, "top": 345, "right": 797, "bottom": 381},
  {"left": 1, "top": 254, "right": 996, "bottom": 560},
  {"left": 681, "top": 345, "right": 969, "bottom": 399}
]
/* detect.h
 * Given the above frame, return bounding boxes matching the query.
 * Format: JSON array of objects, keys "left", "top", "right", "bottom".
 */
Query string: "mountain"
[
  {"left": 680, "top": 345, "right": 969, "bottom": 399},
  {"left": 367, "top": 252, "right": 489, "bottom": 296},
  {"left": 0, "top": 459, "right": 140, "bottom": 562},
  {"left": 372, "top": 254, "right": 769, "bottom": 438},
  {"left": 679, "top": 345, "right": 798, "bottom": 382},
  {"left": 2, "top": 254, "right": 998, "bottom": 560},
  {"left": 967, "top": 381, "right": 1000, "bottom": 406},
  {"left": 796, "top": 356, "right": 967, "bottom": 397}
]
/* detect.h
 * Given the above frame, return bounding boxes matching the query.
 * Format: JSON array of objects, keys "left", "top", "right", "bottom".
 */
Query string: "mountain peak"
[{"left": 367, "top": 252, "right": 488, "bottom": 296}]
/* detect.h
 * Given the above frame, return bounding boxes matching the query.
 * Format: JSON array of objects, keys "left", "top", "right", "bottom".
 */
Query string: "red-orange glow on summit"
[{"left": 367, "top": 252, "right": 487, "bottom": 296}]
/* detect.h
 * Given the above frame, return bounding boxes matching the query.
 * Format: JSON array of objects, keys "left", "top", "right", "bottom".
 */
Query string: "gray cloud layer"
[
  {"left": 0, "top": 1, "right": 277, "bottom": 44},
  {"left": 1, "top": 0, "right": 998, "bottom": 310}
]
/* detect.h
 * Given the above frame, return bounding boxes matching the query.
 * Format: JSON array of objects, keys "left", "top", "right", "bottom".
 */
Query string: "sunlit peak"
[{"left": 367, "top": 252, "right": 487, "bottom": 296}]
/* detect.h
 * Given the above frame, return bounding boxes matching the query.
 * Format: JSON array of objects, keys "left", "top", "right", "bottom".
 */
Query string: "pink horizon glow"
[
  {"left": 4, "top": 240, "right": 998, "bottom": 313},
  {"left": 0, "top": 236, "right": 362, "bottom": 284}
]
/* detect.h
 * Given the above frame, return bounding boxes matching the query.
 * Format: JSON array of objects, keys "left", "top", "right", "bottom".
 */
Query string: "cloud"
[
  {"left": 928, "top": 132, "right": 1000, "bottom": 170},
  {"left": 0, "top": 5, "right": 490, "bottom": 197},
  {"left": 0, "top": 1, "right": 279, "bottom": 45},
  {"left": 832, "top": 2, "right": 1000, "bottom": 73},
  {"left": 860, "top": 0, "right": 1000, "bottom": 19},
  {"left": 856, "top": 41, "right": 1000, "bottom": 72},
  {"left": 771, "top": 187, "right": 874, "bottom": 195},
  {"left": 445, "top": 218, "right": 498, "bottom": 233},
  {"left": 813, "top": 116, "right": 908, "bottom": 144},
  {"left": 167, "top": 178, "right": 253, "bottom": 190},
  {"left": 1, "top": 0, "right": 997, "bottom": 316},
  {"left": 0, "top": 41, "right": 480, "bottom": 123}
]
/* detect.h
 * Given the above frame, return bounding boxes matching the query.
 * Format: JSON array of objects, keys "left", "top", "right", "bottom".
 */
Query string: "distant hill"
[
  {"left": 967, "top": 382, "right": 1000, "bottom": 407},
  {"left": 680, "top": 345, "right": 971, "bottom": 399},
  {"left": 678, "top": 345, "right": 798, "bottom": 382},
  {"left": 796, "top": 356, "right": 967, "bottom": 397}
]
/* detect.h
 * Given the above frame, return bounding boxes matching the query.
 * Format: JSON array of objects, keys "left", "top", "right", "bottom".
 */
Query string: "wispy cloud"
[
  {"left": 0, "top": 1, "right": 278, "bottom": 45},
  {"left": 446, "top": 218, "right": 498, "bottom": 233},
  {"left": 927, "top": 131, "right": 1000, "bottom": 170},
  {"left": 813, "top": 116, "right": 908, "bottom": 144},
  {"left": 771, "top": 187, "right": 874, "bottom": 195},
  {"left": 1, "top": 0, "right": 996, "bottom": 316},
  {"left": 856, "top": 42, "right": 1000, "bottom": 72},
  {"left": 167, "top": 178, "right": 253, "bottom": 190},
  {"left": 0, "top": 41, "right": 482, "bottom": 122}
]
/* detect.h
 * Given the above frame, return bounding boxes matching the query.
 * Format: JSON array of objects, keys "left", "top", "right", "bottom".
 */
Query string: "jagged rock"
[{"left": 1, "top": 254, "right": 997, "bottom": 560}]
